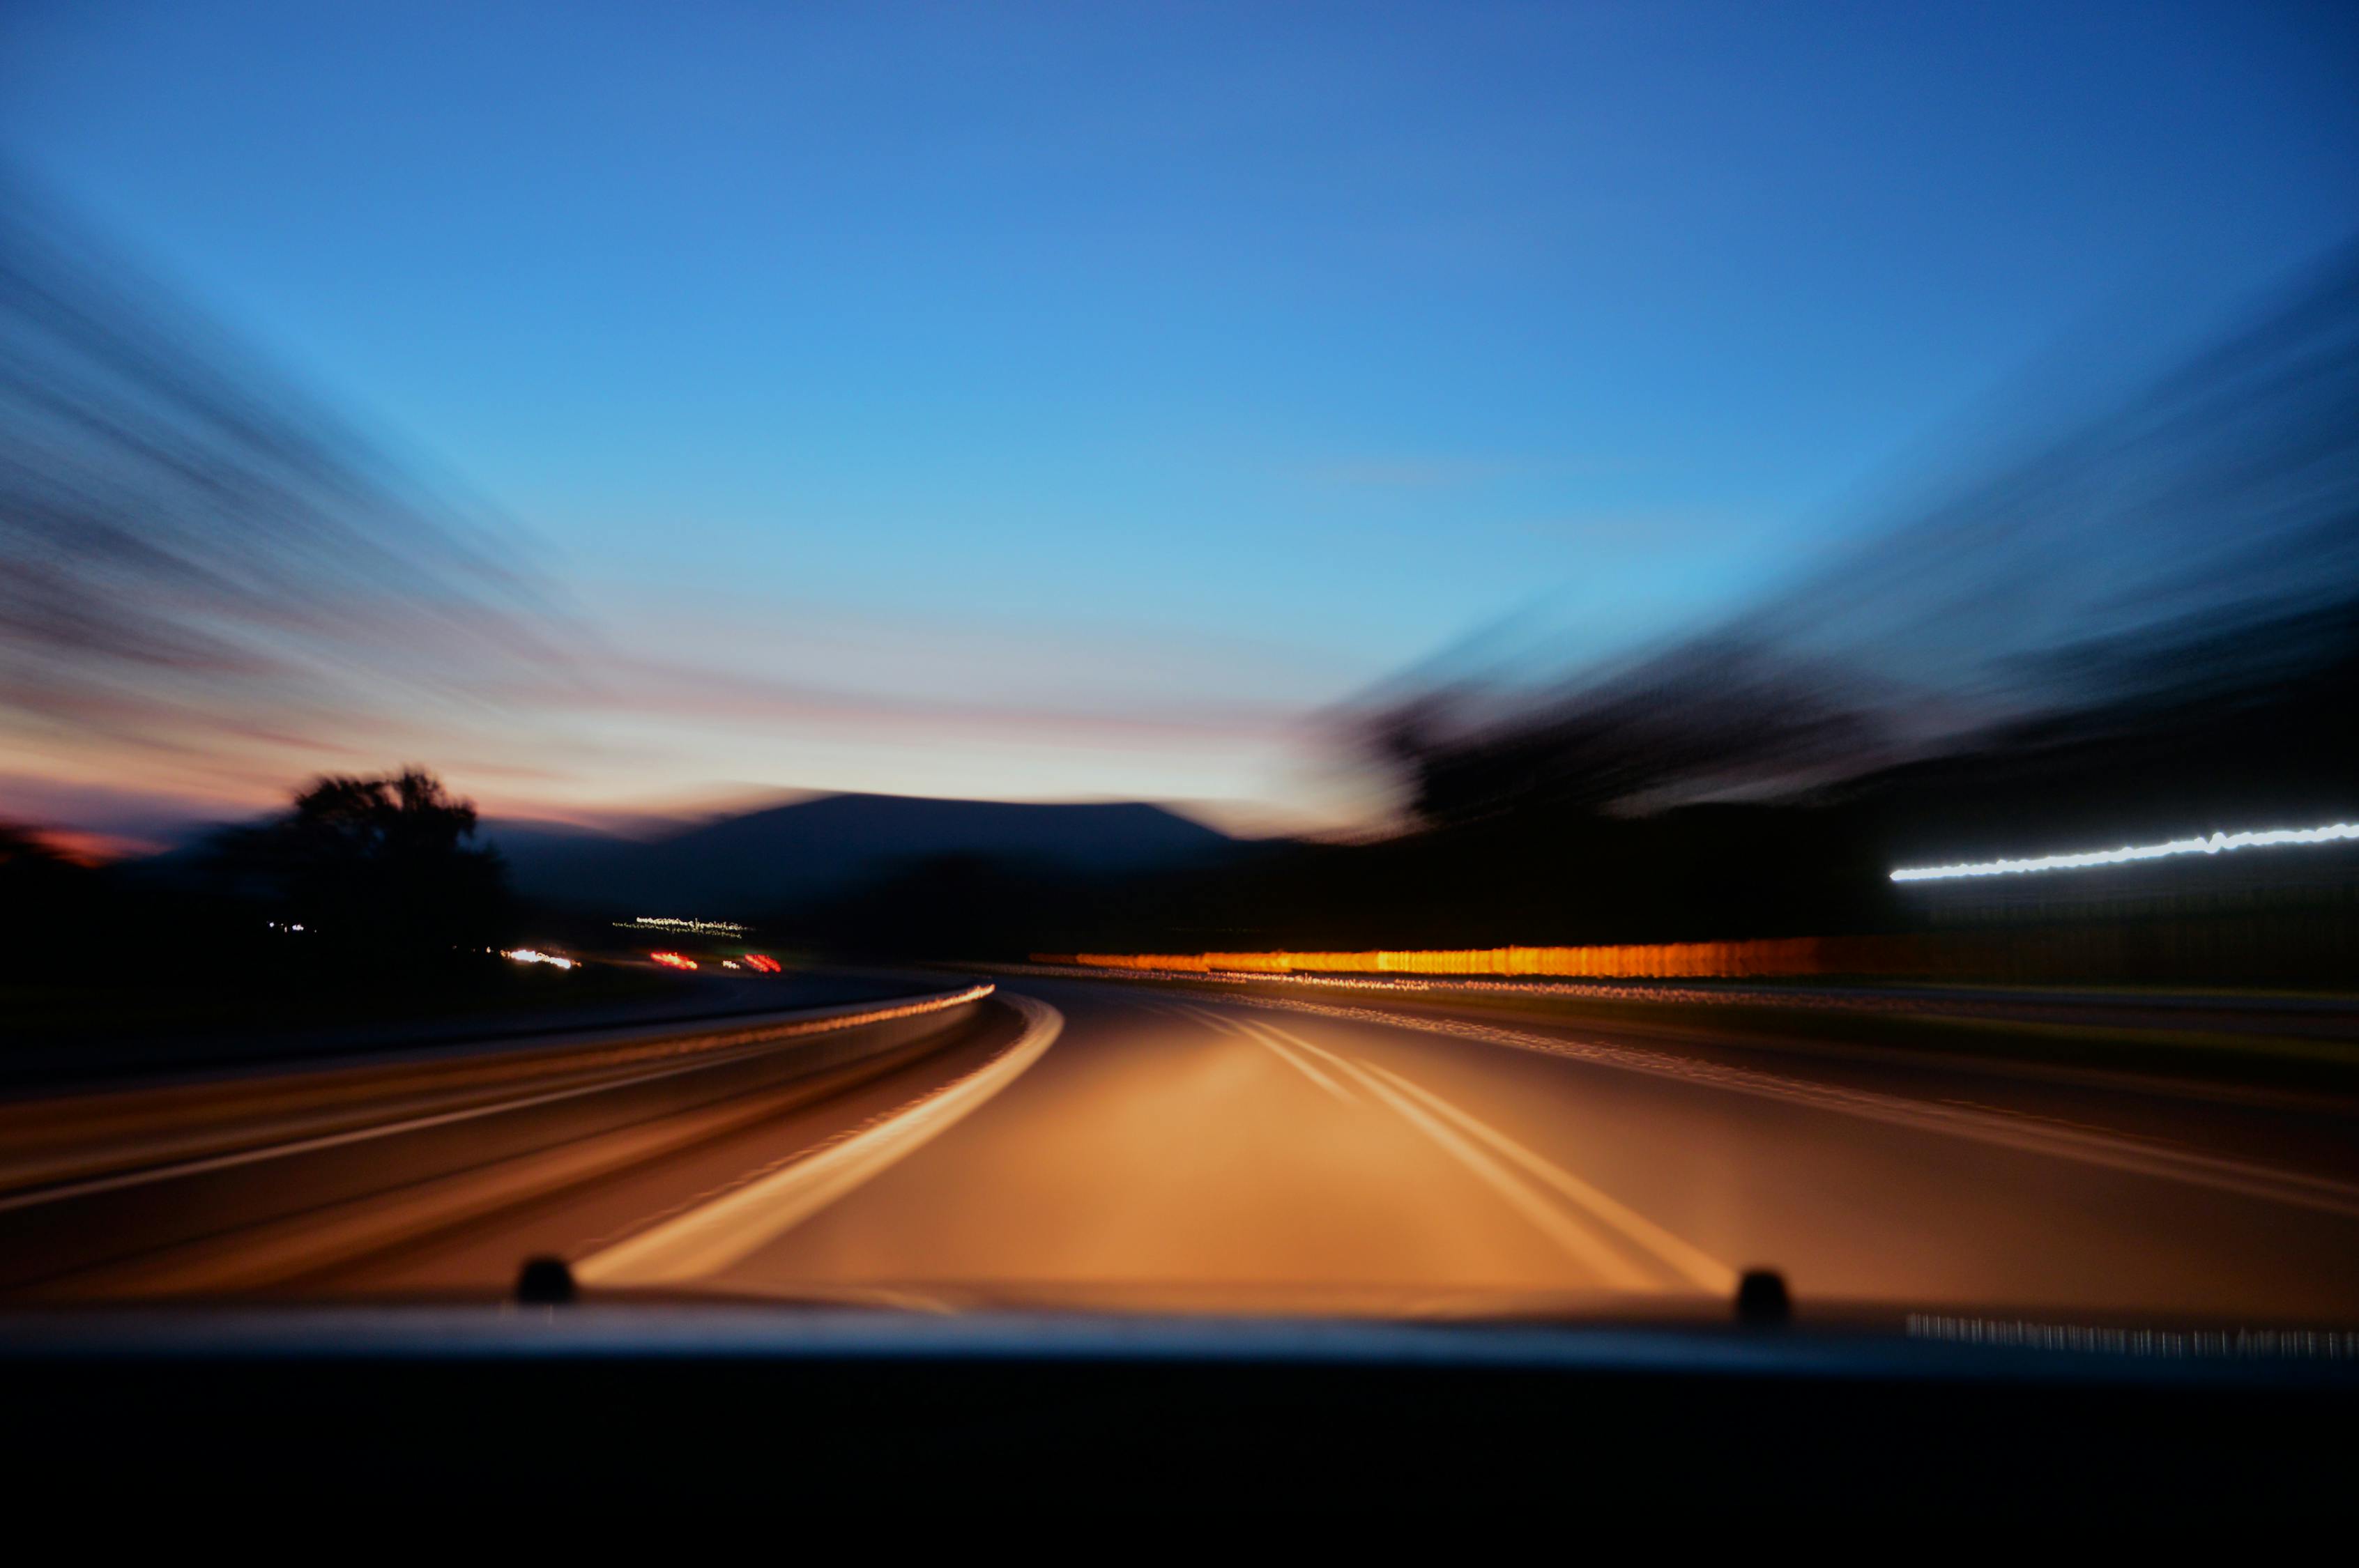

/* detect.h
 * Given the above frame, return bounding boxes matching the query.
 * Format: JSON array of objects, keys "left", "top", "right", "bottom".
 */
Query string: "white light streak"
[
  {"left": 1891, "top": 822, "right": 2359, "bottom": 883},
  {"left": 503, "top": 948, "right": 577, "bottom": 969},
  {"left": 615, "top": 915, "right": 749, "bottom": 936}
]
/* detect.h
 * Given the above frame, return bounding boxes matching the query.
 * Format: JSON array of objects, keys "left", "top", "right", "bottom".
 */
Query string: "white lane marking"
[
  {"left": 0, "top": 987, "right": 995, "bottom": 1217},
  {"left": 1193, "top": 993, "right": 2359, "bottom": 1221},
  {"left": 1170, "top": 1001, "right": 1247, "bottom": 1034},
  {"left": 575, "top": 995, "right": 1064, "bottom": 1285},
  {"left": 1184, "top": 999, "right": 1709, "bottom": 1289},
  {"left": 1346, "top": 1056, "right": 1737, "bottom": 1294},
  {"left": 1235, "top": 1022, "right": 1361, "bottom": 1104},
  {"left": 1229, "top": 1024, "right": 1658, "bottom": 1290},
  {"left": 1172, "top": 1001, "right": 1359, "bottom": 1103}
]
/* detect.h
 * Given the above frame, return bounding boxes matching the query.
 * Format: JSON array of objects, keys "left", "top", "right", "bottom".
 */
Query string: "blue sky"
[{"left": 4, "top": 1, "right": 2356, "bottom": 835}]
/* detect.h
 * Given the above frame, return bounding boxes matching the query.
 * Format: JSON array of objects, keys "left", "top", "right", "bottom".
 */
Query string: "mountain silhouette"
[{"left": 487, "top": 792, "right": 1242, "bottom": 916}]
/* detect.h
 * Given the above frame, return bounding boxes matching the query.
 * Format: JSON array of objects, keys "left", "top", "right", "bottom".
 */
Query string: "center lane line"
[
  {"left": 1212, "top": 1018, "right": 1654, "bottom": 1290},
  {"left": 1169, "top": 1001, "right": 1361, "bottom": 1104},
  {"left": 1345, "top": 1057, "right": 1738, "bottom": 1295},
  {"left": 1250, "top": 1018, "right": 1734, "bottom": 1296}
]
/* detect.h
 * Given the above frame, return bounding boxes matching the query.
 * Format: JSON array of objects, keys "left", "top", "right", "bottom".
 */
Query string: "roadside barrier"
[
  {"left": 1044, "top": 912, "right": 2358, "bottom": 984},
  {"left": 1052, "top": 942, "right": 1864, "bottom": 980}
]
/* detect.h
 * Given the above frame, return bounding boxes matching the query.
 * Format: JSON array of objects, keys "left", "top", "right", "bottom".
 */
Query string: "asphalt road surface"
[{"left": 6, "top": 972, "right": 2358, "bottom": 1321}]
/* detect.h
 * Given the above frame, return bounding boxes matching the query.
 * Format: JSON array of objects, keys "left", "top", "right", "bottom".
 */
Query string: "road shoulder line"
[{"left": 575, "top": 995, "right": 1064, "bottom": 1286}]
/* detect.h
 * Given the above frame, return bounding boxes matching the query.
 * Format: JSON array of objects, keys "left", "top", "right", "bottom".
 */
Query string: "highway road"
[{"left": 5, "top": 972, "right": 2358, "bottom": 1322}]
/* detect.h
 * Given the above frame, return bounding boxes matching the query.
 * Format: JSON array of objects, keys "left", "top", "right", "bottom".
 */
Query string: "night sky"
[{"left": 4, "top": 1, "right": 2355, "bottom": 843}]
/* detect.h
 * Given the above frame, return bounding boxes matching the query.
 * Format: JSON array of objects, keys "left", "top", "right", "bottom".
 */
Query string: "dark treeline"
[
  {"left": 206, "top": 769, "right": 512, "bottom": 960},
  {"left": 0, "top": 771, "right": 523, "bottom": 1034}
]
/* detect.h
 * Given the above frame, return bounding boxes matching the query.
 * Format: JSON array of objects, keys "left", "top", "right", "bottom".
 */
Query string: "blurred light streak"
[
  {"left": 1056, "top": 940, "right": 1849, "bottom": 981},
  {"left": 618, "top": 916, "right": 748, "bottom": 936},
  {"left": 648, "top": 951, "right": 698, "bottom": 969},
  {"left": 502, "top": 948, "right": 576, "bottom": 969},
  {"left": 1890, "top": 822, "right": 2359, "bottom": 883}
]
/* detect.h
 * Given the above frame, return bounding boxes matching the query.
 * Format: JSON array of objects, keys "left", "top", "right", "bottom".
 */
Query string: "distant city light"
[
  {"left": 503, "top": 948, "right": 577, "bottom": 970},
  {"left": 1891, "top": 822, "right": 2359, "bottom": 884},
  {"left": 616, "top": 916, "right": 748, "bottom": 936},
  {"left": 649, "top": 951, "right": 699, "bottom": 970}
]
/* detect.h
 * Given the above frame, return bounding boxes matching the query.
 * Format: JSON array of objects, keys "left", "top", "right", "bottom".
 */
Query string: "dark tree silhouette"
[{"left": 212, "top": 769, "right": 509, "bottom": 964}]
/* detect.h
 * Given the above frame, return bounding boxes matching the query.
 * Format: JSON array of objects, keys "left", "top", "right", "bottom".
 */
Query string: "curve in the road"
[{"left": 576, "top": 995, "right": 1066, "bottom": 1285}]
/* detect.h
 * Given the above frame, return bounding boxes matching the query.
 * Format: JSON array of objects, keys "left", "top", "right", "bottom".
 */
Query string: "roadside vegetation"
[{"left": 0, "top": 769, "right": 687, "bottom": 1064}]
